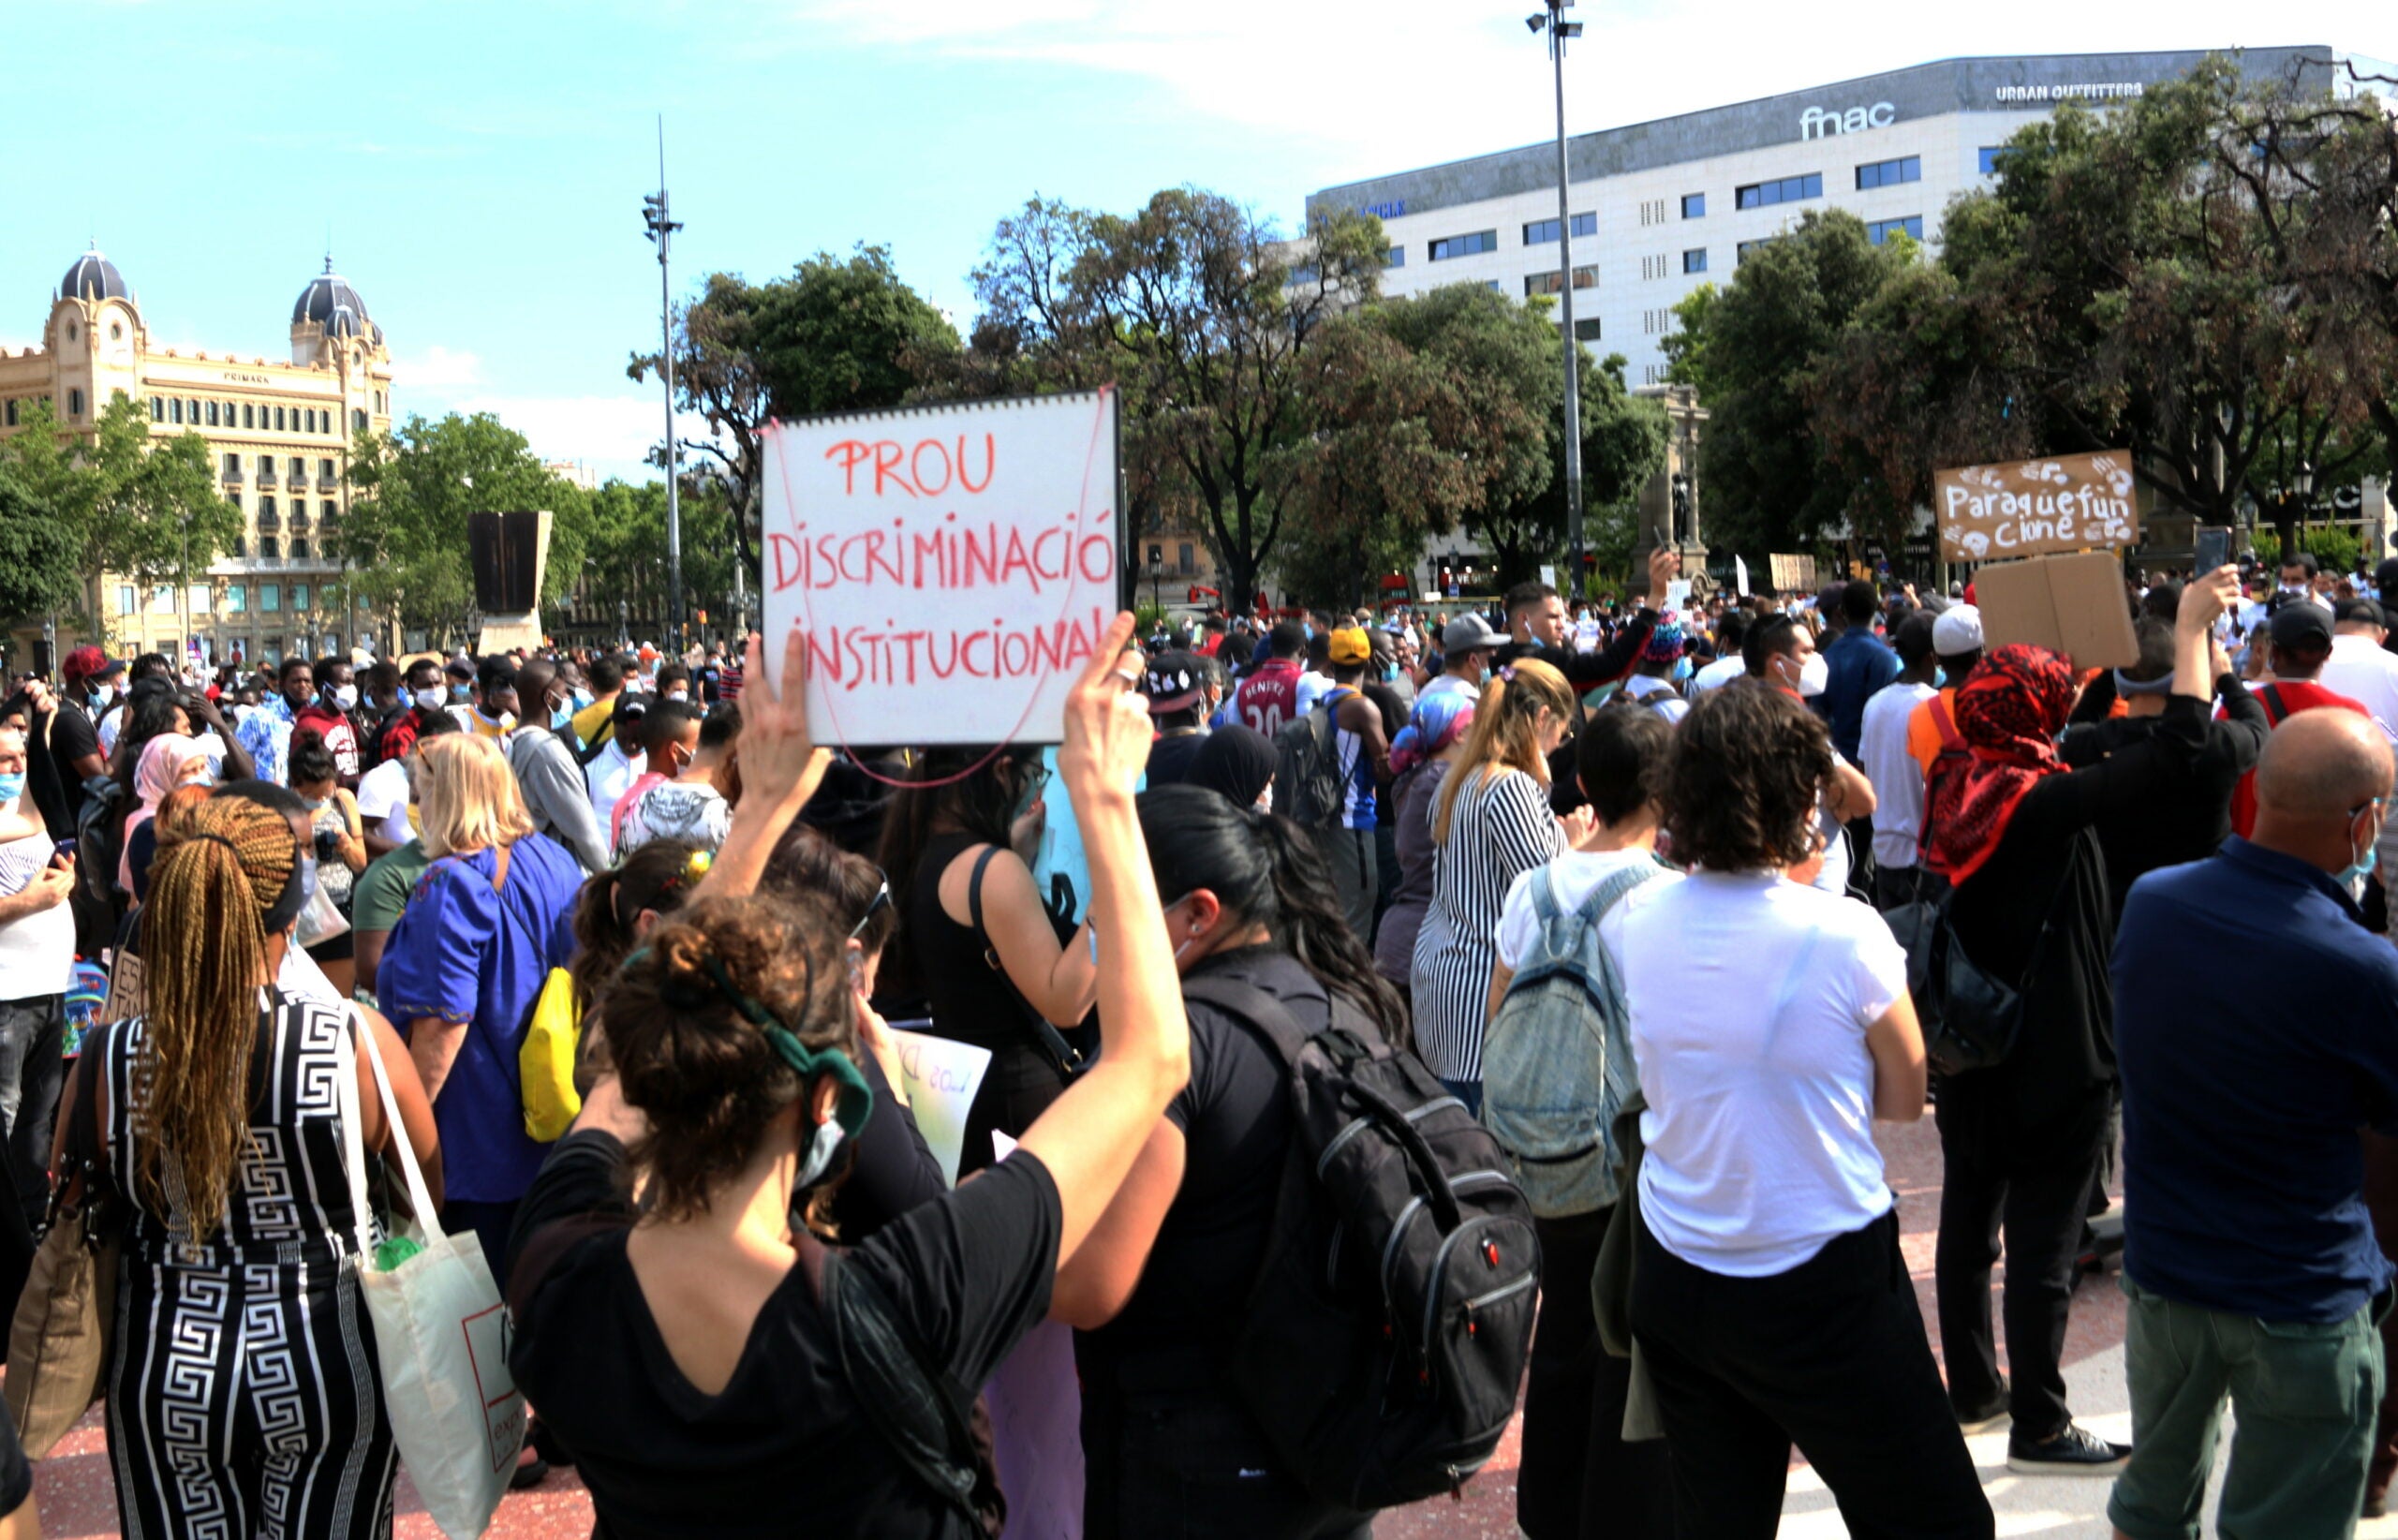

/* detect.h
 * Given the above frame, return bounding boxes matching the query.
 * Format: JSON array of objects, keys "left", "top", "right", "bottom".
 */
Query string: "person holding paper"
[
  {"left": 1921, "top": 570, "right": 2229, "bottom": 1476},
  {"left": 507, "top": 619, "right": 1194, "bottom": 1540}
]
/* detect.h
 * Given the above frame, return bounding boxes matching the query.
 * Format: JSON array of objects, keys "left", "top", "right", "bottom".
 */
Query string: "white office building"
[{"left": 1308, "top": 47, "right": 2391, "bottom": 390}]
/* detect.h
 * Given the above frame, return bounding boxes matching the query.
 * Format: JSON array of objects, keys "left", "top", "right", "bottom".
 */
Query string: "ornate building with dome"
[{"left": 0, "top": 244, "right": 397, "bottom": 665}]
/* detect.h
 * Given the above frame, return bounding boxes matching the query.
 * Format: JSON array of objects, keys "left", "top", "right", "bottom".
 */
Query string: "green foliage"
[
  {"left": 0, "top": 394, "right": 243, "bottom": 629},
  {"left": 2250, "top": 526, "right": 2364, "bottom": 575},
  {"left": 0, "top": 471, "right": 82, "bottom": 624},
  {"left": 580, "top": 477, "right": 736, "bottom": 629},
  {"left": 335, "top": 413, "right": 593, "bottom": 647}
]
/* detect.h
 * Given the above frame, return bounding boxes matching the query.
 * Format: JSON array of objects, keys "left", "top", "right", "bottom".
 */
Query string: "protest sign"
[
  {"left": 761, "top": 389, "right": 1121, "bottom": 746},
  {"left": 1972, "top": 551, "right": 2139, "bottom": 669},
  {"left": 883, "top": 1026, "right": 993, "bottom": 1188},
  {"left": 1768, "top": 554, "right": 1817, "bottom": 593},
  {"left": 1935, "top": 450, "right": 2140, "bottom": 563},
  {"left": 1734, "top": 555, "right": 1751, "bottom": 597}
]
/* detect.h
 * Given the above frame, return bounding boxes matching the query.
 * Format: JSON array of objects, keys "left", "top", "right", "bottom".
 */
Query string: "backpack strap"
[
  {"left": 1928, "top": 694, "right": 1962, "bottom": 752},
  {"left": 2260, "top": 683, "right": 2288, "bottom": 727},
  {"left": 1179, "top": 973, "right": 1315, "bottom": 1069},
  {"left": 966, "top": 846, "right": 1087, "bottom": 1081}
]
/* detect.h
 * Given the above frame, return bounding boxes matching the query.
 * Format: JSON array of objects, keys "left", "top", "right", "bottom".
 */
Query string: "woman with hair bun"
[
  {"left": 508, "top": 622, "right": 1191, "bottom": 1538},
  {"left": 54, "top": 792, "right": 441, "bottom": 1539}
]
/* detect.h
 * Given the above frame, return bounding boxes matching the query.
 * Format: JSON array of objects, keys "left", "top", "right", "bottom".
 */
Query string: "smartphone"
[
  {"left": 2195, "top": 526, "right": 2231, "bottom": 573},
  {"left": 52, "top": 838, "right": 75, "bottom": 862}
]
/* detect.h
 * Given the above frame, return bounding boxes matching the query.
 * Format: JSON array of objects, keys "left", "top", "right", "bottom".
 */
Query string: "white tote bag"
[{"left": 338, "top": 1008, "right": 525, "bottom": 1540}]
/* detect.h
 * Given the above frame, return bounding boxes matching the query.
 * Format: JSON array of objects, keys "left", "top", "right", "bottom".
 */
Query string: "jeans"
[
  {"left": 1630, "top": 1209, "right": 1992, "bottom": 1540},
  {"left": 1933, "top": 1103, "right": 2107, "bottom": 1441},
  {"left": 2110, "top": 1277, "right": 2385, "bottom": 1540},
  {"left": 1518, "top": 1208, "right": 1671, "bottom": 1540},
  {"left": 1437, "top": 1077, "right": 1482, "bottom": 1119},
  {"left": 0, "top": 995, "right": 65, "bottom": 1228}
]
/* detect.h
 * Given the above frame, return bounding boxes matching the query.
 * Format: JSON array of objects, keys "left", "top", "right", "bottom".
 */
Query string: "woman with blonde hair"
[
  {"left": 377, "top": 731, "right": 581, "bottom": 1288},
  {"left": 1410, "top": 657, "right": 1584, "bottom": 1113},
  {"left": 52, "top": 792, "right": 441, "bottom": 1538}
]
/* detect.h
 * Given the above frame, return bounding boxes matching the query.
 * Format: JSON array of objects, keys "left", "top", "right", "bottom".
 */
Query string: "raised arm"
[{"left": 688, "top": 629, "right": 832, "bottom": 903}]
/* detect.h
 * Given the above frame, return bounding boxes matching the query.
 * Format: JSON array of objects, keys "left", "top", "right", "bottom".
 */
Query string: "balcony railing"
[
  {"left": 257, "top": 468, "right": 278, "bottom": 487},
  {"left": 255, "top": 514, "right": 281, "bottom": 534}
]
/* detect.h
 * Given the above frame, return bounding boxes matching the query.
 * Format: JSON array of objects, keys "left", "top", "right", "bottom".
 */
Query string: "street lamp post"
[
  {"left": 643, "top": 119, "right": 686, "bottom": 644},
  {"left": 1149, "top": 548, "right": 1162, "bottom": 616},
  {"left": 1528, "top": 2, "right": 1586, "bottom": 599}
]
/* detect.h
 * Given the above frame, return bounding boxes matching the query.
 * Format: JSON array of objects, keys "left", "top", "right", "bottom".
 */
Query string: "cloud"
[
  {"left": 439, "top": 391, "right": 713, "bottom": 484},
  {"left": 390, "top": 345, "right": 484, "bottom": 389}
]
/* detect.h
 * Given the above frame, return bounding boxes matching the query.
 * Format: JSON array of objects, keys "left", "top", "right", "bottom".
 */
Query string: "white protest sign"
[
  {"left": 1735, "top": 555, "right": 1751, "bottom": 597},
  {"left": 761, "top": 390, "right": 1120, "bottom": 746},
  {"left": 884, "top": 1026, "right": 993, "bottom": 1188}
]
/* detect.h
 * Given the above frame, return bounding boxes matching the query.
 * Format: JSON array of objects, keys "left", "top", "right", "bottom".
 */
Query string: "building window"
[
  {"left": 1855, "top": 155, "right": 1921, "bottom": 190},
  {"left": 225, "top": 585, "right": 247, "bottom": 614},
  {"left": 1683, "top": 248, "right": 1709, "bottom": 274},
  {"left": 259, "top": 496, "right": 277, "bottom": 520},
  {"left": 1427, "top": 230, "right": 1499, "bottom": 261},
  {"left": 1978, "top": 146, "right": 2008, "bottom": 176},
  {"left": 168, "top": 398, "right": 182, "bottom": 425},
  {"left": 186, "top": 399, "right": 199, "bottom": 423},
  {"left": 289, "top": 456, "right": 306, "bottom": 481},
  {"left": 116, "top": 586, "right": 137, "bottom": 616},
  {"left": 1637, "top": 198, "right": 1670, "bottom": 227},
  {"left": 223, "top": 452, "right": 242, "bottom": 480},
  {"left": 230, "top": 536, "right": 245, "bottom": 558},
  {"left": 188, "top": 585, "right": 212, "bottom": 615},
  {"left": 1734, "top": 172, "right": 1823, "bottom": 210},
  {"left": 151, "top": 585, "right": 174, "bottom": 615},
  {"left": 1866, "top": 215, "right": 1925, "bottom": 244},
  {"left": 1574, "top": 318, "right": 1602, "bottom": 341},
  {"left": 1737, "top": 237, "right": 1781, "bottom": 263},
  {"left": 260, "top": 583, "right": 281, "bottom": 612},
  {"left": 244, "top": 404, "right": 256, "bottom": 429},
  {"left": 352, "top": 407, "right": 368, "bottom": 433},
  {"left": 202, "top": 401, "right": 215, "bottom": 427},
  {"left": 318, "top": 457, "right": 334, "bottom": 481},
  {"left": 1681, "top": 192, "right": 1707, "bottom": 218},
  {"left": 274, "top": 407, "right": 287, "bottom": 432},
  {"left": 1484, "top": 280, "right": 1502, "bottom": 292},
  {"left": 67, "top": 388, "right": 83, "bottom": 419},
  {"left": 1524, "top": 217, "right": 1562, "bottom": 245},
  {"left": 292, "top": 540, "right": 310, "bottom": 561},
  {"left": 291, "top": 583, "right": 309, "bottom": 608},
  {"left": 1570, "top": 212, "right": 1596, "bottom": 238},
  {"left": 149, "top": 397, "right": 163, "bottom": 422},
  {"left": 1525, "top": 270, "right": 1563, "bottom": 297},
  {"left": 321, "top": 499, "right": 338, "bottom": 526},
  {"left": 1177, "top": 542, "right": 1194, "bottom": 574}
]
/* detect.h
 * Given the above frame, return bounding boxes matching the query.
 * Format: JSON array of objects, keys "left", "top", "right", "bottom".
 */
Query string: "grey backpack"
[{"left": 1479, "top": 861, "right": 1661, "bottom": 1219}]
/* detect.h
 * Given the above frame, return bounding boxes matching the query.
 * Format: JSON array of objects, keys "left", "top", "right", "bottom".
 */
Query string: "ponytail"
[{"left": 1247, "top": 812, "right": 1411, "bottom": 1049}]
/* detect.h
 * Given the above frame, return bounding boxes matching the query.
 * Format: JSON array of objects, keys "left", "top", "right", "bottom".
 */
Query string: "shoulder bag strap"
[
  {"left": 344, "top": 1004, "right": 442, "bottom": 1251},
  {"left": 2260, "top": 683, "right": 2288, "bottom": 726},
  {"left": 1929, "top": 694, "right": 1962, "bottom": 751},
  {"left": 967, "top": 846, "right": 1086, "bottom": 1080},
  {"left": 1178, "top": 974, "right": 1313, "bottom": 1068}
]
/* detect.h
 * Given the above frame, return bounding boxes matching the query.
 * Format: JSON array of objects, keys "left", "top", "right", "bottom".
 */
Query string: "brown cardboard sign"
[
  {"left": 1935, "top": 451, "right": 2140, "bottom": 562},
  {"left": 1768, "top": 554, "right": 1818, "bottom": 593},
  {"left": 1972, "top": 552, "right": 2139, "bottom": 669}
]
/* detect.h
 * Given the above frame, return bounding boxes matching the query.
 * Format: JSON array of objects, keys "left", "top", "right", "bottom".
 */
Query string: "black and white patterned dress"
[
  {"left": 1408, "top": 766, "right": 1568, "bottom": 1085},
  {"left": 100, "top": 989, "right": 396, "bottom": 1539}
]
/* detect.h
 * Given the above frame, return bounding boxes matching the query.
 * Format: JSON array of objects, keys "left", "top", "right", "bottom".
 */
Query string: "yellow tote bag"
[{"left": 520, "top": 967, "right": 582, "bottom": 1142}]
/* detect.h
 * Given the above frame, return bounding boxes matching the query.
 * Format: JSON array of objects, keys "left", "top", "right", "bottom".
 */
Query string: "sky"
[{"left": 5, "top": 2, "right": 2391, "bottom": 484}]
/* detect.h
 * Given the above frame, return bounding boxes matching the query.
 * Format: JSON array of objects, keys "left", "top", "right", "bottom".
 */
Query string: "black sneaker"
[
  {"left": 2006, "top": 1422, "right": 2130, "bottom": 1475},
  {"left": 1955, "top": 1387, "right": 2010, "bottom": 1434}
]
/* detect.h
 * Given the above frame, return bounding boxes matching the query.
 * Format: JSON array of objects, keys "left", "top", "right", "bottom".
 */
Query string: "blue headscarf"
[{"left": 1391, "top": 690, "right": 1476, "bottom": 777}]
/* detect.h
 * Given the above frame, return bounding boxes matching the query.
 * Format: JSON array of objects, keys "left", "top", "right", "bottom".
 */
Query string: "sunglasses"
[{"left": 851, "top": 867, "right": 892, "bottom": 940}]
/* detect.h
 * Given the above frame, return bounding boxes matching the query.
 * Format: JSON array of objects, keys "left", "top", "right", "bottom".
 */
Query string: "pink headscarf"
[{"left": 121, "top": 733, "right": 202, "bottom": 893}]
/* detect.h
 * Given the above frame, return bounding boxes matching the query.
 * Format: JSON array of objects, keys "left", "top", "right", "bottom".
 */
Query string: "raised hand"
[
  {"left": 738, "top": 628, "right": 833, "bottom": 813},
  {"left": 1058, "top": 614, "right": 1152, "bottom": 799}
]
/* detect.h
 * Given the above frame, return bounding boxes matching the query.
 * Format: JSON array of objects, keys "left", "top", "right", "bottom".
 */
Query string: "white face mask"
[
  {"left": 1798, "top": 653, "right": 1829, "bottom": 697},
  {"left": 332, "top": 685, "right": 360, "bottom": 711},
  {"left": 412, "top": 687, "right": 447, "bottom": 712}
]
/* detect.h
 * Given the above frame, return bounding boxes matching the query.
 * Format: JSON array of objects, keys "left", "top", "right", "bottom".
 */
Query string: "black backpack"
[
  {"left": 73, "top": 775, "right": 125, "bottom": 907},
  {"left": 1180, "top": 974, "right": 1540, "bottom": 1511},
  {"left": 1272, "top": 695, "right": 1348, "bottom": 830}
]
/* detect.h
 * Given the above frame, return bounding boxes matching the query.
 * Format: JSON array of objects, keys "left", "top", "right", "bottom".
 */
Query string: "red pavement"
[{"left": 28, "top": 1116, "right": 2125, "bottom": 1538}]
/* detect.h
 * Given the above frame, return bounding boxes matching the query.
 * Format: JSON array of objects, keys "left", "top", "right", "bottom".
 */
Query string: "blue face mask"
[
  {"left": 1670, "top": 656, "right": 1694, "bottom": 684},
  {"left": 2343, "top": 806, "right": 2383, "bottom": 888},
  {"left": 449, "top": 684, "right": 470, "bottom": 703},
  {"left": 0, "top": 772, "right": 23, "bottom": 806},
  {"left": 1934, "top": 667, "right": 1949, "bottom": 689},
  {"left": 570, "top": 688, "right": 593, "bottom": 710},
  {"left": 551, "top": 704, "right": 574, "bottom": 732}
]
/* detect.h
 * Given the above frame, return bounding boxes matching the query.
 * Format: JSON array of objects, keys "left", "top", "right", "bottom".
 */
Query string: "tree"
[
  {"left": 629, "top": 247, "right": 961, "bottom": 582},
  {"left": 967, "top": 188, "right": 1388, "bottom": 610},
  {"left": 579, "top": 476, "right": 735, "bottom": 630},
  {"left": 0, "top": 471, "right": 82, "bottom": 626},
  {"left": 336, "top": 413, "right": 592, "bottom": 648},
  {"left": 0, "top": 394, "right": 243, "bottom": 629}
]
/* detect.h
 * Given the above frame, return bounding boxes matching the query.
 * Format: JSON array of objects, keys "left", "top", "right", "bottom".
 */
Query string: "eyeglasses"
[{"left": 850, "top": 867, "right": 892, "bottom": 940}]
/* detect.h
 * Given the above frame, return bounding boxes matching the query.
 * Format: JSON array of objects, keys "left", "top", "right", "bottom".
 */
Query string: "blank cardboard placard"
[
  {"left": 1972, "top": 552, "right": 2139, "bottom": 669},
  {"left": 761, "top": 390, "right": 1119, "bottom": 746}
]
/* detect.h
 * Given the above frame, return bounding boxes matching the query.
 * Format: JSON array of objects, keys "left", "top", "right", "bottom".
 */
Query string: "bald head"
[{"left": 2256, "top": 709, "right": 2392, "bottom": 822}]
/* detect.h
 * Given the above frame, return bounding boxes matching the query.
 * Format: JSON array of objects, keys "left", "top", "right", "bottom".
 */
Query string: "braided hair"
[{"left": 137, "top": 794, "right": 300, "bottom": 1238}]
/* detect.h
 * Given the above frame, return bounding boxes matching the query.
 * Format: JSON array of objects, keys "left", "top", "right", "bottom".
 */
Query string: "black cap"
[
  {"left": 2270, "top": 601, "right": 2334, "bottom": 650},
  {"left": 2337, "top": 598, "right": 2387, "bottom": 629},
  {"left": 2376, "top": 557, "right": 2398, "bottom": 597}
]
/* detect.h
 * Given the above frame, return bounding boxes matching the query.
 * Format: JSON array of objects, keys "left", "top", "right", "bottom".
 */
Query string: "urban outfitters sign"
[
  {"left": 761, "top": 389, "right": 1120, "bottom": 747},
  {"left": 1934, "top": 451, "right": 2140, "bottom": 563}
]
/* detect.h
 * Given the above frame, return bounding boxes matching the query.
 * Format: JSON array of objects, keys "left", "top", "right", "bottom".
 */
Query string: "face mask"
[
  {"left": 1934, "top": 667, "right": 1949, "bottom": 689},
  {"left": 449, "top": 684, "right": 471, "bottom": 703},
  {"left": 413, "top": 687, "right": 446, "bottom": 712},
  {"left": 551, "top": 704, "right": 573, "bottom": 732},
  {"left": 2344, "top": 807, "right": 2382, "bottom": 888},
  {"left": 666, "top": 689, "right": 688, "bottom": 703},
  {"left": 1670, "top": 656, "right": 1694, "bottom": 685},
  {"left": 89, "top": 684, "right": 115, "bottom": 708},
  {"left": 570, "top": 688, "right": 593, "bottom": 710},
  {"left": 0, "top": 772, "right": 23, "bottom": 807},
  {"left": 332, "top": 685, "right": 360, "bottom": 711}
]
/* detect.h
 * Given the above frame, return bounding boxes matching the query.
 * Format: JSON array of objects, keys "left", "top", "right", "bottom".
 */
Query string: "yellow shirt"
[{"left": 571, "top": 696, "right": 616, "bottom": 750}]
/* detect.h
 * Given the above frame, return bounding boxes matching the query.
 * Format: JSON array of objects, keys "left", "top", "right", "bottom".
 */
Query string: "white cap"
[{"left": 1932, "top": 604, "right": 1983, "bottom": 658}]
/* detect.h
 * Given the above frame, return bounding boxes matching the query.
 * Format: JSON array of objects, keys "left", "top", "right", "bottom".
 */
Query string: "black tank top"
[{"left": 904, "top": 830, "right": 1033, "bottom": 1053}]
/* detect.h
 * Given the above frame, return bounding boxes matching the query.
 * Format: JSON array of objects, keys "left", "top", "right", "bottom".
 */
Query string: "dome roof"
[
  {"left": 292, "top": 257, "right": 371, "bottom": 328},
  {"left": 326, "top": 304, "right": 363, "bottom": 339},
  {"left": 61, "top": 245, "right": 129, "bottom": 304}
]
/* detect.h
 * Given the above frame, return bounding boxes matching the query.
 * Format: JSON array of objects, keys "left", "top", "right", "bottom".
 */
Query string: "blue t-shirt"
[
  {"left": 2114, "top": 837, "right": 2398, "bottom": 1323},
  {"left": 1817, "top": 628, "right": 1899, "bottom": 762},
  {"left": 378, "top": 832, "right": 582, "bottom": 1205}
]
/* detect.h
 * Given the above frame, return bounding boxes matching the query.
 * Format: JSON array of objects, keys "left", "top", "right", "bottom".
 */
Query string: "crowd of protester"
[{"left": 0, "top": 544, "right": 2386, "bottom": 1539}]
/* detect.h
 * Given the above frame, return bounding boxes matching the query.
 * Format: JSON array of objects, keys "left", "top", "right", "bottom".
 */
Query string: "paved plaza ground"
[{"left": 27, "top": 1116, "right": 2392, "bottom": 1538}]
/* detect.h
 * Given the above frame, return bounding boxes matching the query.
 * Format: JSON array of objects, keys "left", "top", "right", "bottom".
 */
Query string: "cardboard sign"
[
  {"left": 1971, "top": 551, "right": 2139, "bottom": 669},
  {"left": 762, "top": 390, "right": 1120, "bottom": 746},
  {"left": 1935, "top": 451, "right": 2139, "bottom": 563},
  {"left": 1768, "top": 554, "right": 1817, "bottom": 593},
  {"left": 883, "top": 1026, "right": 993, "bottom": 1188}
]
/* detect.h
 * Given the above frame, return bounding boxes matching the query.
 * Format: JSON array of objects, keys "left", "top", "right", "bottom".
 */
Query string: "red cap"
[{"left": 61, "top": 644, "right": 107, "bottom": 683}]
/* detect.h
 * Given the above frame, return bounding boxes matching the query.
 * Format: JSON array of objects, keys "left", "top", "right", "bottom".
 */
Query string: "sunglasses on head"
[{"left": 851, "top": 866, "right": 892, "bottom": 940}]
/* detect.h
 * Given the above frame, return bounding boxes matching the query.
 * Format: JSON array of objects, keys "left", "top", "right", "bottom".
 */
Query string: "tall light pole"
[
  {"left": 643, "top": 118, "right": 685, "bottom": 644},
  {"left": 1529, "top": 3, "right": 1586, "bottom": 598}
]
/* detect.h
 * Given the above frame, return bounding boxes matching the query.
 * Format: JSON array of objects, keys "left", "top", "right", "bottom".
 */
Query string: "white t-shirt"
[
  {"left": 0, "top": 828, "right": 73, "bottom": 1000},
  {"left": 1295, "top": 671, "right": 1334, "bottom": 717},
  {"left": 1859, "top": 680, "right": 1937, "bottom": 868},
  {"left": 1602, "top": 870, "right": 1906, "bottom": 1278},
  {"left": 1495, "top": 849, "right": 1662, "bottom": 971},
  {"left": 1618, "top": 674, "right": 1690, "bottom": 724},
  {"left": 2319, "top": 634, "right": 2398, "bottom": 743},
  {"left": 1689, "top": 655, "right": 1745, "bottom": 694},
  {"left": 586, "top": 741, "right": 646, "bottom": 833},
  {"left": 354, "top": 758, "right": 414, "bottom": 846}
]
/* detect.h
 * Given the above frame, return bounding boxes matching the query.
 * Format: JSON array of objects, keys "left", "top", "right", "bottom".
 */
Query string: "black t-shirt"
[
  {"left": 1081, "top": 944, "right": 1306, "bottom": 1357},
  {"left": 827, "top": 1049, "right": 948, "bottom": 1241},
  {"left": 51, "top": 700, "right": 99, "bottom": 818},
  {"left": 1145, "top": 729, "right": 1210, "bottom": 788},
  {"left": 508, "top": 1131, "right": 1061, "bottom": 1539}
]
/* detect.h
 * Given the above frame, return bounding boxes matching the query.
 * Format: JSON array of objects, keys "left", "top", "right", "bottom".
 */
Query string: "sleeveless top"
[
  {"left": 102, "top": 989, "right": 370, "bottom": 1271},
  {"left": 904, "top": 830, "right": 1039, "bottom": 1053}
]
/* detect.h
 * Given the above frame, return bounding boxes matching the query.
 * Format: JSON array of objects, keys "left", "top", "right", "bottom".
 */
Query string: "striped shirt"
[{"left": 1409, "top": 765, "right": 1566, "bottom": 1083}]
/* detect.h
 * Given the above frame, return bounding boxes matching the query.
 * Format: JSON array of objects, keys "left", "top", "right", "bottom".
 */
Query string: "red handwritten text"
[{"left": 824, "top": 435, "right": 999, "bottom": 498}]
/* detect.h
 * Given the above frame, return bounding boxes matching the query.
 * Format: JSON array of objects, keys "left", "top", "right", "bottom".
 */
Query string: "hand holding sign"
[
  {"left": 1059, "top": 612, "right": 1153, "bottom": 801},
  {"left": 737, "top": 626, "right": 834, "bottom": 815}
]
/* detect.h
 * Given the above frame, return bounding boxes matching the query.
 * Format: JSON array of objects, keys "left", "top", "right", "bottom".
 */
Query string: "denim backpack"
[{"left": 1480, "top": 860, "right": 1660, "bottom": 1220}]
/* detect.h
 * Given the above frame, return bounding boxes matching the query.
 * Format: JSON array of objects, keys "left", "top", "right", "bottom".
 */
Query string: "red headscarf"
[{"left": 1923, "top": 644, "right": 2077, "bottom": 883}]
